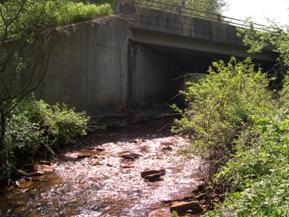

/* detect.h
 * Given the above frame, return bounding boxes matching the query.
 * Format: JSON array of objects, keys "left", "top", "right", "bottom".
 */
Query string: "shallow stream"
[{"left": 0, "top": 119, "right": 205, "bottom": 217}]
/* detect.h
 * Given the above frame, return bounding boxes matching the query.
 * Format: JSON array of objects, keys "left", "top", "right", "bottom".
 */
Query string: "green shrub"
[
  {"left": 16, "top": 97, "right": 89, "bottom": 143},
  {"left": 180, "top": 60, "right": 289, "bottom": 216},
  {"left": 280, "top": 75, "right": 289, "bottom": 108},
  {"left": 6, "top": 97, "right": 89, "bottom": 168},
  {"left": 172, "top": 58, "right": 274, "bottom": 157},
  {"left": 1, "top": 1, "right": 112, "bottom": 35},
  {"left": 205, "top": 115, "right": 289, "bottom": 217},
  {"left": 6, "top": 110, "right": 49, "bottom": 165},
  {"left": 36, "top": 99, "right": 89, "bottom": 142}
]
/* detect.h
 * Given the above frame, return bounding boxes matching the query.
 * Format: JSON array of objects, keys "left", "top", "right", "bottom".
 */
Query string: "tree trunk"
[{"left": 0, "top": 108, "right": 7, "bottom": 183}]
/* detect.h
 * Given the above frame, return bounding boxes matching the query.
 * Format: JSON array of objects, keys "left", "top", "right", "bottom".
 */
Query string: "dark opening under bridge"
[{"left": 37, "top": 0, "right": 276, "bottom": 117}]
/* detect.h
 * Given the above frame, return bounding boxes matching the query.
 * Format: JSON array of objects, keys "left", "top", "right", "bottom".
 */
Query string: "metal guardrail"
[{"left": 118, "top": 0, "right": 269, "bottom": 31}]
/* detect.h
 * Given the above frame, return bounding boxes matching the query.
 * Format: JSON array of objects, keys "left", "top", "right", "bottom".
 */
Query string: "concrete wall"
[{"left": 37, "top": 16, "right": 130, "bottom": 115}]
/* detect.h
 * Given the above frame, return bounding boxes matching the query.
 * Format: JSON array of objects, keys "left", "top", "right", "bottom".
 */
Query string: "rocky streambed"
[{"left": 0, "top": 119, "right": 207, "bottom": 217}]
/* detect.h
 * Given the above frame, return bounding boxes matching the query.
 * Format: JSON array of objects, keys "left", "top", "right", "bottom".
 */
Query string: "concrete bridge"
[{"left": 37, "top": 1, "right": 276, "bottom": 117}]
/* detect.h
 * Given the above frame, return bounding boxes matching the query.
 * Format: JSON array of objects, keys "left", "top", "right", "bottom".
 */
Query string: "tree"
[
  {"left": 237, "top": 21, "right": 289, "bottom": 92},
  {"left": 238, "top": 22, "right": 289, "bottom": 74},
  {"left": 138, "top": 0, "right": 226, "bottom": 16},
  {"left": 102, "top": 0, "right": 226, "bottom": 18},
  {"left": 0, "top": 0, "right": 61, "bottom": 181},
  {"left": 180, "top": 0, "right": 225, "bottom": 14}
]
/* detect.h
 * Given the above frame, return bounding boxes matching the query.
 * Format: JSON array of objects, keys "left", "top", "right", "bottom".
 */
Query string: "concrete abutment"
[{"left": 36, "top": 4, "right": 276, "bottom": 117}]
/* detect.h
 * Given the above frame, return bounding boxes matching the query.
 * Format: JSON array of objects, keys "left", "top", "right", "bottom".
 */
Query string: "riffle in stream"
[{"left": 0, "top": 120, "right": 206, "bottom": 217}]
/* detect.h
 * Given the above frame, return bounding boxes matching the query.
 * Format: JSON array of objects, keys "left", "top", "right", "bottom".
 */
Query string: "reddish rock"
[
  {"left": 162, "top": 146, "right": 173, "bottom": 152},
  {"left": 94, "top": 148, "right": 105, "bottom": 152},
  {"left": 141, "top": 169, "right": 166, "bottom": 182},
  {"left": 170, "top": 201, "right": 204, "bottom": 215},
  {"left": 119, "top": 152, "right": 141, "bottom": 161},
  {"left": 75, "top": 154, "right": 93, "bottom": 160},
  {"left": 35, "top": 163, "right": 54, "bottom": 174},
  {"left": 38, "top": 161, "right": 52, "bottom": 165},
  {"left": 121, "top": 164, "right": 134, "bottom": 169},
  {"left": 148, "top": 208, "right": 171, "bottom": 217},
  {"left": 161, "top": 142, "right": 173, "bottom": 152},
  {"left": 15, "top": 178, "right": 33, "bottom": 189}
]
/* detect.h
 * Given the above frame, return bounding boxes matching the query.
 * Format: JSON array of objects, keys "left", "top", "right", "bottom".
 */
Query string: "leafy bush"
[
  {"left": 173, "top": 58, "right": 289, "bottom": 216},
  {"left": 172, "top": 58, "right": 289, "bottom": 216},
  {"left": 1, "top": 1, "right": 112, "bottom": 35},
  {"left": 6, "top": 97, "right": 89, "bottom": 168},
  {"left": 280, "top": 75, "right": 289, "bottom": 108},
  {"left": 16, "top": 97, "right": 89, "bottom": 143},
  {"left": 6, "top": 110, "right": 49, "bottom": 164},
  {"left": 205, "top": 114, "right": 289, "bottom": 217},
  {"left": 172, "top": 58, "right": 274, "bottom": 157}
]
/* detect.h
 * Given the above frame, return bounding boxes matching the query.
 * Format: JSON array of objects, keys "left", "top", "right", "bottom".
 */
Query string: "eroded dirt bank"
[{"left": 0, "top": 119, "right": 207, "bottom": 217}]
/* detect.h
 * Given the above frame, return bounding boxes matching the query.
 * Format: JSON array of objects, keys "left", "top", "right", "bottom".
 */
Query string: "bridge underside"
[{"left": 132, "top": 41, "right": 274, "bottom": 109}]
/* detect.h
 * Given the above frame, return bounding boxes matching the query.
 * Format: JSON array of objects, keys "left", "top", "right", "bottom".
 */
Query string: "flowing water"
[{"left": 0, "top": 119, "right": 206, "bottom": 217}]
